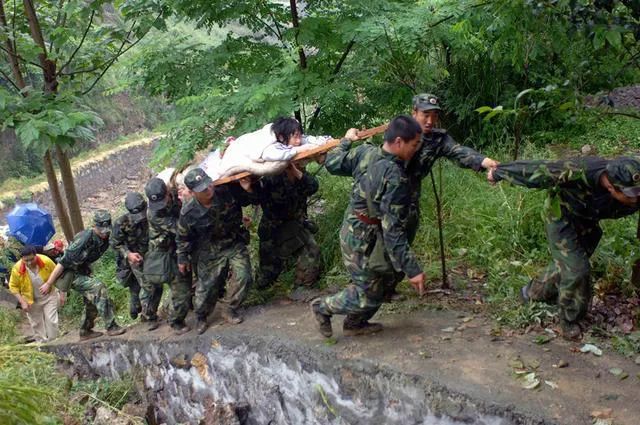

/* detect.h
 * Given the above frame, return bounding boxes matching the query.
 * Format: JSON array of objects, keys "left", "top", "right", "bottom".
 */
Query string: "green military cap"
[
  {"left": 412, "top": 93, "right": 442, "bottom": 112},
  {"left": 607, "top": 156, "right": 640, "bottom": 197},
  {"left": 184, "top": 168, "right": 213, "bottom": 193},
  {"left": 93, "top": 209, "right": 112, "bottom": 229},
  {"left": 145, "top": 177, "right": 169, "bottom": 211},
  {"left": 124, "top": 192, "right": 147, "bottom": 223}
]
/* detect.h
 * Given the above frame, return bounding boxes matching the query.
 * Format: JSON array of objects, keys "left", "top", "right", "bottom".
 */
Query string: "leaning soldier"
[
  {"left": 311, "top": 116, "right": 426, "bottom": 337},
  {"left": 177, "top": 168, "right": 257, "bottom": 334},
  {"left": 489, "top": 156, "right": 640, "bottom": 339},
  {"left": 110, "top": 192, "right": 149, "bottom": 321},
  {"left": 144, "top": 177, "right": 191, "bottom": 334},
  {"left": 41, "top": 210, "right": 126, "bottom": 340},
  {"left": 255, "top": 158, "right": 321, "bottom": 289}
]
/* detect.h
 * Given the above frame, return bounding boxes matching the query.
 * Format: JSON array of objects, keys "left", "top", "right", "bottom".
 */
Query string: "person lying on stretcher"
[{"left": 200, "top": 117, "right": 330, "bottom": 180}]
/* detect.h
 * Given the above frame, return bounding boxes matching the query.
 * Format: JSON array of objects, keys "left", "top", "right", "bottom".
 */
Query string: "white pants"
[{"left": 26, "top": 291, "right": 59, "bottom": 342}]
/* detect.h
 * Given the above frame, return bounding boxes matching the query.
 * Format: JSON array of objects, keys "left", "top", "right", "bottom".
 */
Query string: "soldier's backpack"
[{"left": 143, "top": 250, "right": 176, "bottom": 285}]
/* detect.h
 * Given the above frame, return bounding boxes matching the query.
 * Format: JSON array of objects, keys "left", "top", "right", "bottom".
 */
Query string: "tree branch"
[
  {"left": 603, "top": 110, "right": 640, "bottom": 120},
  {"left": 0, "top": 68, "right": 21, "bottom": 92},
  {"left": 57, "top": 9, "right": 94, "bottom": 75},
  {"left": 308, "top": 37, "right": 356, "bottom": 130},
  {"left": 289, "top": 0, "right": 307, "bottom": 69},
  {"left": 0, "top": 43, "right": 45, "bottom": 69},
  {"left": 81, "top": 14, "right": 160, "bottom": 95}
]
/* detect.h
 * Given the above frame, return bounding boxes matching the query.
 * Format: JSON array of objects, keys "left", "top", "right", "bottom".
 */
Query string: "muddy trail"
[{"left": 47, "top": 289, "right": 640, "bottom": 425}]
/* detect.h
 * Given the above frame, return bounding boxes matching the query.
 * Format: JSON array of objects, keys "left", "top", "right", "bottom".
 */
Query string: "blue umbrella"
[{"left": 7, "top": 203, "right": 56, "bottom": 246}]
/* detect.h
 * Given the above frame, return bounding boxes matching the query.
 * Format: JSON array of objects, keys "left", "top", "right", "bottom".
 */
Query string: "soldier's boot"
[
  {"left": 171, "top": 321, "right": 191, "bottom": 336},
  {"left": 310, "top": 299, "right": 332, "bottom": 338},
  {"left": 384, "top": 289, "right": 406, "bottom": 303},
  {"left": 560, "top": 320, "right": 582, "bottom": 341},
  {"left": 221, "top": 306, "right": 243, "bottom": 325},
  {"left": 343, "top": 320, "right": 383, "bottom": 337},
  {"left": 196, "top": 317, "right": 208, "bottom": 335},
  {"left": 106, "top": 323, "right": 126, "bottom": 337},
  {"left": 148, "top": 319, "right": 161, "bottom": 331},
  {"left": 520, "top": 281, "right": 532, "bottom": 304},
  {"left": 79, "top": 329, "right": 103, "bottom": 341},
  {"left": 130, "top": 299, "right": 142, "bottom": 320}
]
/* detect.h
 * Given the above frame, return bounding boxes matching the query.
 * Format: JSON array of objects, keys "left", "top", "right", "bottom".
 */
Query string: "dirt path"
[{"left": 52, "top": 293, "right": 640, "bottom": 425}]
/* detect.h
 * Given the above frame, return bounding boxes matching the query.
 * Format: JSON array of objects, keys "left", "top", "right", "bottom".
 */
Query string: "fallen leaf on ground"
[
  {"left": 441, "top": 327, "right": 455, "bottom": 333},
  {"left": 580, "top": 344, "right": 603, "bottom": 356},
  {"left": 593, "top": 419, "right": 613, "bottom": 425},
  {"left": 590, "top": 408, "right": 613, "bottom": 419},
  {"left": 557, "top": 359, "right": 569, "bottom": 368},
  {"left": 521, "top": 372, "right": 540, "bottom": 390},
  {"left": 534, "top": 335, "right": 552, "bottom": 345},
  {"left": 461, "top": 316, "right": 474, "bottom": 323},
  {"left": 635, "top": 355, "right": 640, "bottom": 365},
  {"left": 509, "top": 358, "right": 525, "bottom": 369},
  {"left": 607, "top": 368, "right": 629, "bottom": 380},
  {"left": 528, "top": 359, "right": 540, "bottom": 370},
  {"left": 544, "top": 380, "right": 558, "bottom": 389}
]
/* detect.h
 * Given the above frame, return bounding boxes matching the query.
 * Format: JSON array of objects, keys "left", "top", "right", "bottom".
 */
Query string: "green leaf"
[
  {"left": 605, "top": 30, "right": 622, "bottom": 50},
  {"left": 475, "top": 106, "right": 493, "bottom": 114}
]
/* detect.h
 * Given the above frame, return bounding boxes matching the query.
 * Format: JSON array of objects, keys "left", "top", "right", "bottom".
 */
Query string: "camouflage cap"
[
  {"left": 184, "top": 168, "right": 213, "bottom": 193},
  {"left": 412, "top": 93, "right": 442, "bottom": 112},
  {"left": 93, "top": 209, "right": 112, "bottom": 229},
  {"left": 124, "top": 192, "right": 147, "bottom": 222},
  {"left": 607, "top": 156, "right": 640, "bottom": 197},
  {"left": 145, "top": 177, "right": 169, "bottom": 211}
]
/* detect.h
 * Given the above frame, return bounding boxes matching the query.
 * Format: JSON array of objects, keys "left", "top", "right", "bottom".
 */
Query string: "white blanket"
[{"left": 199, "top": 123, "right": 331, "bottom": 180}]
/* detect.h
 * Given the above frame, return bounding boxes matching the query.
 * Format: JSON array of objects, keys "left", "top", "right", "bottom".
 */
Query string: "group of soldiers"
[
  {"left": 37, "top": 117, "right": 323, "bottom": 339},
  {"left": 312, "top": 93, "right": 640, "bottom": 341},
  {"left": 12, "top": 92, "right": 640, "bottom": 342}
]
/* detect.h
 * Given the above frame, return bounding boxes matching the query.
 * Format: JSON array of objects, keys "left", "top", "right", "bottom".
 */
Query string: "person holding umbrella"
[
  {"left": 41, "top": 210, "right": 126, "bottom": 340},
  {"left": 8, "top": 245, "right": 59, "bottom": 342}
]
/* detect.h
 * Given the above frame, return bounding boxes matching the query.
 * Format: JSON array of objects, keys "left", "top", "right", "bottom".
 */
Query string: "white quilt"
[{"left": 199, "top": 123, "right": 331, "bottom": 180}]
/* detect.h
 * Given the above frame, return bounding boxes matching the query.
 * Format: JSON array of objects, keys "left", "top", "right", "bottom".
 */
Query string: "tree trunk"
[
  {"left": 55, "top": 146, "right": 84, "bottom": 233},
  {"left": 0, "top": 0, "right": 27, "bottom": 89},
  {"left": 23, "top": 0, "right": 79, "bottom": 238},
  {"left": 630, "top": 213, "right": 640, "bottom": 291},
  {"left": 44, "top": 150, "right": 74, "bottom": 241},
  {"left": 290, "top": 0, "right": 307, "bottom": 124}
]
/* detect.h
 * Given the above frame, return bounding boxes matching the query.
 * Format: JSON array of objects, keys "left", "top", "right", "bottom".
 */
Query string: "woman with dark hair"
[{"left": 8, "top": 245, "right": 59, "bottom": 342}]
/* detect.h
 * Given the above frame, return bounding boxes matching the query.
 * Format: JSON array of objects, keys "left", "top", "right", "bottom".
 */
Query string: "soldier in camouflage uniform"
[
  {"left": 311, "top": 116, "right": 427, "bottom": 337},
  {"left": 0, "top": 236, "right": 22, "bottom": 287},
  {"left": 255, "top": 163, "right": 321, "bottom": 289},
  {"left": 144, "top": 177, "right": 191, "bottom": 334},
  {"left": 110, "top": 192, "right": 149, "bottom": 321},
  {"left": 177, "top": 168, "right": 257, "bottom": 334},
  {"left": 42, "top": 210, "right": 126, "bottom": 340},
  {"left": 490, "top": 156, "right": 640, "bottom": 339},
  {"left": 382, "top": 94, "right": 498, "bottom": 299}
]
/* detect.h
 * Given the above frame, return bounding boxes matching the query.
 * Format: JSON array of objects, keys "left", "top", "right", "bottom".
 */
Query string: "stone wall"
[{"left": 1, "top": 139, "right": 157, "bottom": 222}]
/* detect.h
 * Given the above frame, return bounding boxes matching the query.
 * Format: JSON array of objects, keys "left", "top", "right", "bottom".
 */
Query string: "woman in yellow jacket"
[{"left": 9, "top": 246, "right": 59, "bottom": 342}]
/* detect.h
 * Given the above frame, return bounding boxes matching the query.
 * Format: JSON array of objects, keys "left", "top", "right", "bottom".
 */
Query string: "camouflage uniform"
[
  {"left": 110, "top": 194, "right": 149, "bottom": 319},
  {"left": 177, "top": 180, "right": 258, "bottom": 323},
  {"left": 56, "top": 212, "right": 120, "bottom": 333},
  {"left": 0, "top": 236, "right": 23, "bottom": 286},
  {"left": 317, "top": 141, "right": 422, "bottom": 325},
  {"left": 325, "top": 128, "right": 487, "bottom": 294},
  {"left": 256, "top": 170, "right": 321, "bottom": 288},
  {"left": 146, "top": 186, "right": 192, "bottom": 327},
  {"left": 493, "top": 157, "right": 640, "bottom": 327}
]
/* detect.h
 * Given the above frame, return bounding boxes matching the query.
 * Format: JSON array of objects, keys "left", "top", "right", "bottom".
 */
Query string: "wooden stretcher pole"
[{"left": 213, "top": 123, "right": 389, "bottom": 186}]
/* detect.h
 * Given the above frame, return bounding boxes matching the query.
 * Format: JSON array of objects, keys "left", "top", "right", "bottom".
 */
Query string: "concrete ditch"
[{"left": 48, "top": 334, "right": 552, "bottom": 425}]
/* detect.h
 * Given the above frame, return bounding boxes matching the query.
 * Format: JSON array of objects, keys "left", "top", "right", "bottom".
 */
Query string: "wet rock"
[
  {"left": 169, "top": 353, "right": 190, "bottom": 369},
  {"left": 200, "top": 398, "right": 250, "bottom": 425}
]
